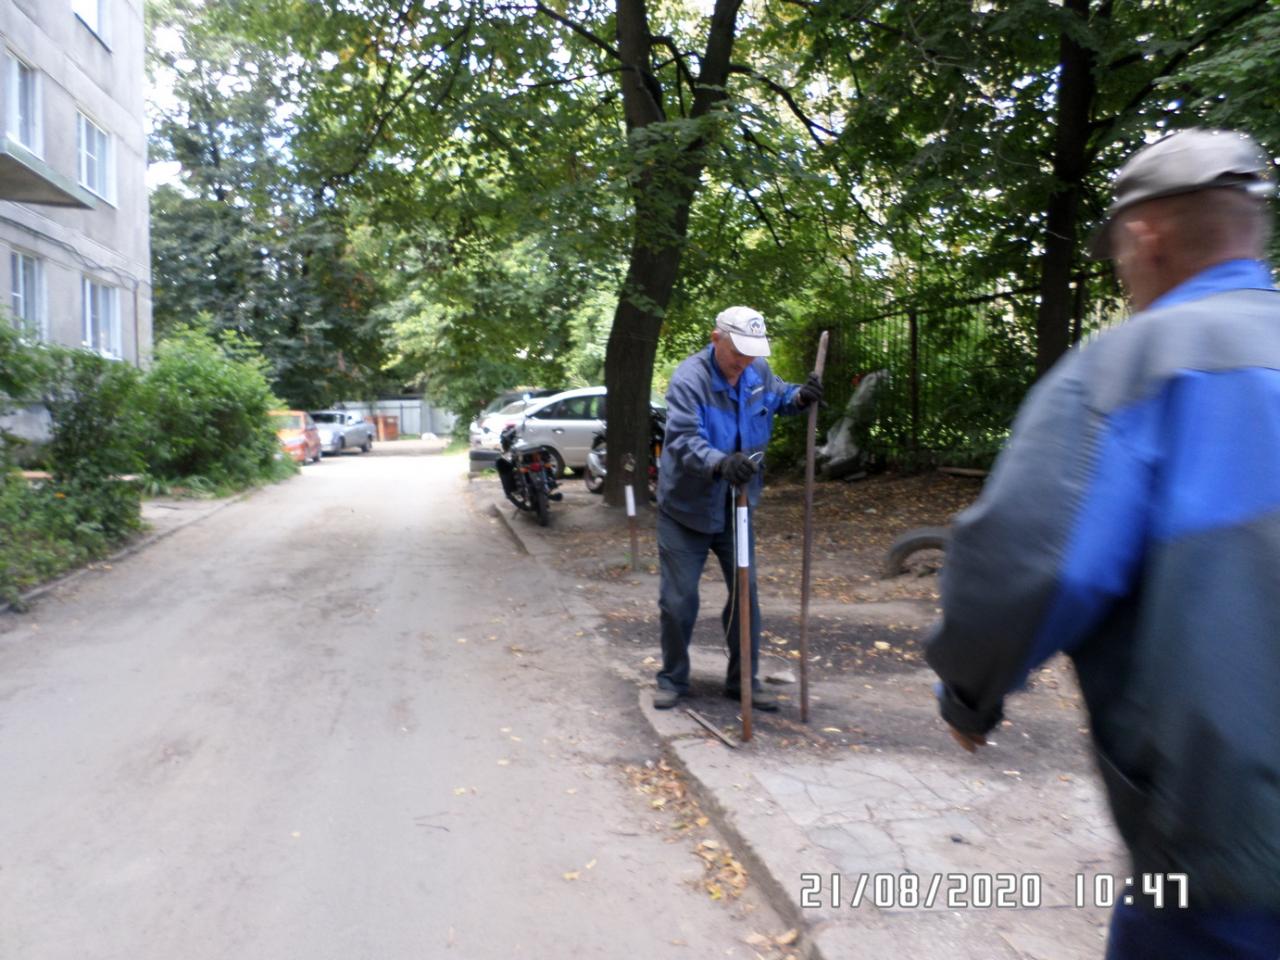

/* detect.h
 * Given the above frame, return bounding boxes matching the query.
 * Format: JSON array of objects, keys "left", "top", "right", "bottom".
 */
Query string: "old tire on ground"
[{"left": 882, "top": 525, "right": 950, "bottom": 578}]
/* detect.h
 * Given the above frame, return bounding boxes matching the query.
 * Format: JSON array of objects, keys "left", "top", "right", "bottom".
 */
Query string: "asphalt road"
[{"left": 0, "top": 449, "right": 779, "bottom": 959}]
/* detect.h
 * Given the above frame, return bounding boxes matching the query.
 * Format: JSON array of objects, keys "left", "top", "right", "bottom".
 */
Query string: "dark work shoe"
[
  {"left": 724, "top": 688, "right": 780, "bottom": 713},
  {"left": 653, "top": 688, "right": 682, "bottom": 710}
]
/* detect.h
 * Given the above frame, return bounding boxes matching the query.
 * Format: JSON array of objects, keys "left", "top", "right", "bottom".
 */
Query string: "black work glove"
[
  {"left": 796, "top": 372, "right": 824, "bottom": 409},
  {"left": 717, "top": 452, "right": 757, "bottom": 486}
]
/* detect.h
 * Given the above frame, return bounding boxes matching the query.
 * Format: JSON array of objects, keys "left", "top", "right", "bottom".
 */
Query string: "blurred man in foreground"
[{"left": 926, "top": 128, "right": 1280, "bottom": 959}]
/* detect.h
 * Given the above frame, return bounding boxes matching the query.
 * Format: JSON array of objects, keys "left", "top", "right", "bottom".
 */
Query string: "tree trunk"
[
  {"left": 1033, "top": 0, "right": 1098, "bottom": 379},
  {"left": 602, "top": 0, "right": 743, "bottom": 506}
]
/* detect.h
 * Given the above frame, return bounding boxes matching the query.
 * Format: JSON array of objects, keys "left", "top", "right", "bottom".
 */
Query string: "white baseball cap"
[{"left": 715, "top": 306, "right": 770, "bottom": 357}]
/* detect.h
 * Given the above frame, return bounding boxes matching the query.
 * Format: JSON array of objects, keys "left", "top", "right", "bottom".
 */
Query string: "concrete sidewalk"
[
  {"left": 637, "top": 658, "right": 1123, "bottom": 959},
  {"left": 487, "top": 486, "right": 1128, "bottom": 960}
]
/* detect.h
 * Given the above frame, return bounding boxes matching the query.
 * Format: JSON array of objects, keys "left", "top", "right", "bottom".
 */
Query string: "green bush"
[
  {"left": 43, "top": 348, "right": 145, "bottom": 481},
  {"left": 0, "top": 323, "right": 51, "bottom": 460},
  {"left": 133, "top": 327, "right": 289, "bottom": 491},
  {"left": 1, "top": 343, "right": 145, "bottom": 605},
  {"left": 0, "top": 474, "right": 84, "bottom": 605}
]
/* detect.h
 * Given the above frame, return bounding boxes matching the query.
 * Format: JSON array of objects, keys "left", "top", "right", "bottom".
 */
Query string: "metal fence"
[{"left": 838, "top": 282, "right": 1124, "bottom": 467}]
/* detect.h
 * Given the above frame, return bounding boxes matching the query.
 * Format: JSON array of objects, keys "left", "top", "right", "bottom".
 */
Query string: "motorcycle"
[
  {"left": 495, "top": 424, "right": 561, "bottom": 526},
  {"left": 584, "top": 407, "right": 667, "bottom": 498}
]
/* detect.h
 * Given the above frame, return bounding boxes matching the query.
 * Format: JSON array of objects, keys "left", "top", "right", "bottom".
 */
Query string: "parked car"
[
  {"left": 469, "top": 398, "right": 538, "bottom": 451},
  {"left": 271, "top": 410, "right": 322, "bottom": 464},
  {"left": 504, "top": 386, "right": 607, "bottom": 477},
  {"left": 310, "top": 409, "right": 375, "bottom": 455},
  {"left": 481, "top": 387, "right": 561, "bottom": 415},
  {"left": 468, "top": 388, "right": 560, "bottom": 450}
]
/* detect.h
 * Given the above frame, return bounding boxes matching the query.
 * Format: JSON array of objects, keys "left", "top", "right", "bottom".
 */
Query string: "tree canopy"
[{"left": 147, "top": 0, "right": 1279, "bottom": 470}]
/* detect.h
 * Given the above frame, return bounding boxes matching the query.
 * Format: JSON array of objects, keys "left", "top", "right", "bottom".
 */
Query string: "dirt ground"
[
  {"left": 556, "top": 469, "right": 983, "bottom": 599},
  {"left": 493, "top": 468, "right": 1077, "bottom": 754}
]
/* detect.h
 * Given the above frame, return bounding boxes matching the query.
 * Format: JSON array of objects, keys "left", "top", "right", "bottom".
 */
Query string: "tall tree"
[
  {"left": 601, "top": 0, "right": 746, "bottom": 502},
  {"left": 218, "top": 0, "right": 832, "bottom": 496},
  {"left": 147, "top": 0, "right": 393, "bottom": 407},
  {"left": 795, "top": 0, "right": 1274, "bottom": 375}
]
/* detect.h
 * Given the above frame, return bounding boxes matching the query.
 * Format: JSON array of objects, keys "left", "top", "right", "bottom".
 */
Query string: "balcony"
[{"left": 0, "top": 136, "right": 96, "bottom": 209}]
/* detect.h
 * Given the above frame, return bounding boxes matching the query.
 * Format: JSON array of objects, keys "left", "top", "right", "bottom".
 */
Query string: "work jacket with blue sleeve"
[
  {"left": 657, "top": 345, "right": 802, "bottom": 534},
  {"left": 926, "top": 259, "right": 1280, "bottom": 913}
]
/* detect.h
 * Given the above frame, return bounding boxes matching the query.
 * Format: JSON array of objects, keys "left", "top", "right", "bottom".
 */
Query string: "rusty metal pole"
[
  {"left": 736, "top": 483, "right": 753, "bottom": 742},
  {"left": 800, "top": 331, "right": 830, "bottom": 724},
  {"left": 623, "top": 453, "right": 639, "bottom": 572}
]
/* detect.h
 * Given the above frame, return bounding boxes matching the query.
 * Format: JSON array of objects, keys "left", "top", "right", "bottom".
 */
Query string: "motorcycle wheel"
[
  {"left": 583, "top": 461, "right": 605, "bottom": 494},
  {"left": 534, "top": 477, "right": 550, "bottom": 526}
]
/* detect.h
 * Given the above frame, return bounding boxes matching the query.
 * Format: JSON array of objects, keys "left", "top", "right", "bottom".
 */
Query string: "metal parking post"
[
  {"left": 736, "top": 483, "right": 753, "bottom": 742},
  {"left": 622, "top": 453, "right": 640, "bottom": 573}
]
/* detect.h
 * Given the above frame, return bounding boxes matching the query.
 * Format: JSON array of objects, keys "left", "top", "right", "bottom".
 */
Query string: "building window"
[
  {"left": 77, "top": 112, "right": 113, "bottom": 201},
  {"left": 72, "top": 0, "right": 109, "bottom": 42},
  {"left": 82, "top": 277, "right": 120, "bottom": 357},
  {"left": 6, "top": 54, "right": 41, "bottom": 154},
  {"left": 10, "top": 252, "right": 44, "bottom": 339}
]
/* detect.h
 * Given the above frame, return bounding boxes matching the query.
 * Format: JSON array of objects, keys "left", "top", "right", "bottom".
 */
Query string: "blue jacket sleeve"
[
  {"left": 664, "top": 372, "right": 725, "bottom": 479},
  {"left": 925, "top": 353, "right": 1153, "bottom": 734}
]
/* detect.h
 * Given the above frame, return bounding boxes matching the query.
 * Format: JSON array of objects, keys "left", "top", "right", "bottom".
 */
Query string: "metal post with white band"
[
  {"left": 622, "top": 453, "right": 639, "bottom": 572},
  {"left": 735, "top": 481, "right": 753, "bottom": 742}
]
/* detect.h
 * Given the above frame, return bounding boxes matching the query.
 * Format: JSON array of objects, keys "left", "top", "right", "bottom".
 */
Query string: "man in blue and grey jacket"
[
  {"left": 653, "top": 307, "right": 822, "bottom": 712},
  {"left": 927, "top": 129, "right": 1280, "bottom": 959}
]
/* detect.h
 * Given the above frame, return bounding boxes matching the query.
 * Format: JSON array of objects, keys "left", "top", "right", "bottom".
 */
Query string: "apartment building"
[{"left": 0, "top": 0, "right": 151, "bottom": 367}]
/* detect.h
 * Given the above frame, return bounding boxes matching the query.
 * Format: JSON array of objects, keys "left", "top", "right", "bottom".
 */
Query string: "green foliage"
[
  {"left": 43, "top": 350, "right": 144, "bottom": 483},
  {"left": 0, "top": 345, "right": 145, "bottom": 606},
  {"left": 147, "top": 1, "right": 394, "bottom": 408},
  {"left": 0, "top": 321, "right": 51, "bottom": 412},
  {"left": 40, "top": 349, "right": 146, "bottom": 552},
  {"left": 0, "top": 475, "right": 105, "bottom": 607},
  {"left": 0, "top": 322, "right": 52, "bottom": 460},
  {"left": 133, "top": 327, "right": 286, "bottom": 490},
  {"left": 149, "top": 0, "right": 1279, "bottom": 474}
]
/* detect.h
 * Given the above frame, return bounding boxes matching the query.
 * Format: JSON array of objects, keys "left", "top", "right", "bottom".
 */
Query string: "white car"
[
  {"left": 469, "top": 399, "right": 538, "bottom": 451},
  {"left": 310, "top": 410, "right": 375, "bottom": 455},
  {"left": 506, "top": 386, "right": 607, "bottom": 477}
]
